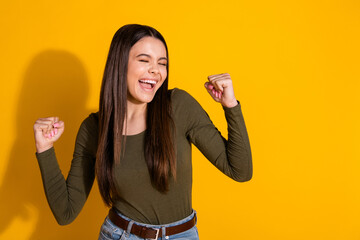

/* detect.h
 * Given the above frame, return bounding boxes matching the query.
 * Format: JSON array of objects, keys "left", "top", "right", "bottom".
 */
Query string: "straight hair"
[{"left": 96, "top": 24, "right": 175, "bottom": 207}]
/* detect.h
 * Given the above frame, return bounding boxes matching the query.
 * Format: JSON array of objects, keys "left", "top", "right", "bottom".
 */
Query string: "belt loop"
[
  {"left": 161, "top": 226, "right": 166, "bottom": 239},
  {"left": 126, "top": 220, "right": 134, "bottom": 237},
  {"left": 194, "top": 211, "right": 197, "bottom": 225}
]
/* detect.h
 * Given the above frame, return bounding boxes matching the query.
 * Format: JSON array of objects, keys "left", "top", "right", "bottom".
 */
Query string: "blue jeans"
[{"left": 98, "top": 210, "right": 199, "bottom": 240}]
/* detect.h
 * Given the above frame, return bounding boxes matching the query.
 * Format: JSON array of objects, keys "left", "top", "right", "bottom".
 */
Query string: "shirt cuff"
[
  {"left": 222, "top": 100, "right": 241, "bottom": 116},
  {"left": 35, "top": 147, "right": 59, "bottom": 172},
  {"left": 36, "top": 147, "right": 55, "bottom": 159}
]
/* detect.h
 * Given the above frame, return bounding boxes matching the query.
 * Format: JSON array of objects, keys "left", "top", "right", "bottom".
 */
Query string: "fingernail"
[
  {"left": 53, "top": 123, "right": 59, "bottom": 127},
  {"left": 54, "top": 129, "right": 58, "bottom": 135}
]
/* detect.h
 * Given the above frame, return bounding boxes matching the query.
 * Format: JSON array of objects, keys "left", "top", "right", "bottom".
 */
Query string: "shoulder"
[
  {"left": 75, "top": 112, "right": 99, "bottom": 155},
  {"left": 77, "top": 112, "right": 99, "bottom": 139},
  {"left": 169, "top": 88, "right": 208, "bottom": 124},
  {"left": 169, "top": 88, "right": 200, "bottom": 107},
  {"left": 81, "top": 112, "right": 99, "bottom": 130}
]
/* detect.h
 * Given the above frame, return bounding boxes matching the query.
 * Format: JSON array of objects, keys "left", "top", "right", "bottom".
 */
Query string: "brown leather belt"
[{"left": 108, "top": 208, "right": 196, "bottom": 239}]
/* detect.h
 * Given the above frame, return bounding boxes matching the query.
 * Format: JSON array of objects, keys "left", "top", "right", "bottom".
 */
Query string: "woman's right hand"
[{"left": 33, "top": 117, "right": 65, "bottom": 153}]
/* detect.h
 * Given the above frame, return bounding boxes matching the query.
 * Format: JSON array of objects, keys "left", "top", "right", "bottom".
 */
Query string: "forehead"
[{"left": 130, "top": 36, "right": 167, "bottom": 57}]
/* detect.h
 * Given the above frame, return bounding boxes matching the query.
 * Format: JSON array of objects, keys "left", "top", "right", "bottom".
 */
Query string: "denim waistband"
[{"left": 112, "top": 208, "right": 197, "bottom": 229}]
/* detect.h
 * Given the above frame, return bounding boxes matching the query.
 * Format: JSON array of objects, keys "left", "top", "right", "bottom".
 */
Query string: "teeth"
[{"left": 139, "top": 79, "right": 157, "bottom": 85}]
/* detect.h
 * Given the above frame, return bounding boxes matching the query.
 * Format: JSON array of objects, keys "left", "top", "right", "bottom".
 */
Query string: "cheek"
[
  {"left": 127, "top": 63, "right": 142, "bottom": 82},
  {"left": 127, "top": 64, "right": 135, "bottom": 80},
  {"left": 161, "top": 69, "right": 168, "bottom": 81},
  {"left": 128, "top": 61, "right": 145, "bottom": 75}
]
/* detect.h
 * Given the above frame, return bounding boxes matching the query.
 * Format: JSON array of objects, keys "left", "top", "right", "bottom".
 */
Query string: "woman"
[{"left": 33, "top": 24, "right": 252, "bottom": 240}]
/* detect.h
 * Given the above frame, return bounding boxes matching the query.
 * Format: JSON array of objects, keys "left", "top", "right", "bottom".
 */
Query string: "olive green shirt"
[{"left": 36, "top": 88, "right": 252, "bottom": 225}]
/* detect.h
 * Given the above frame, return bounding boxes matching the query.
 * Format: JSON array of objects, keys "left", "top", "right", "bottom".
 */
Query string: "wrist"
[
  {"left": 36, "top": 143, "right": 53, "bottom": 153},
  {"left": 222, "top": 99, "right": 239, "bottom": 108}
]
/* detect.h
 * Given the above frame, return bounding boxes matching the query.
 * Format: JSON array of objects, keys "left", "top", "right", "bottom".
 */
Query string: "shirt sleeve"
[
  {"left": 35, "top": 113, "right": 98, "bottom": 225},
  {"left": 173, "top": 88, "right": 252, "bottom": 182}
]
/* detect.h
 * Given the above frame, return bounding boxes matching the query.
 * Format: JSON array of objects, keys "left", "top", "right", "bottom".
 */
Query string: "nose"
[{"left": 149, "top": 63, "right": 159, "bottom": 75}]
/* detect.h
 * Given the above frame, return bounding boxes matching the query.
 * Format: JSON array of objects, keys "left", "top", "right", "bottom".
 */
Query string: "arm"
[
  {"left": 180, "top": 73, "right": 252, "bottom": 181},
  {"left": 34, "top": 114, "right": 98, "bottom": 225}
]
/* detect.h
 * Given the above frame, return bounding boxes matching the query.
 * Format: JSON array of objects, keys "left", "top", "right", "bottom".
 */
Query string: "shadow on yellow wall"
[{"left": 0, "top": 50, "right": 105, "bottom": 239}]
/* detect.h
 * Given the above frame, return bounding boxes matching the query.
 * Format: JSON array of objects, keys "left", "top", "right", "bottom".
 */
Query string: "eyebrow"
[{"left": 136, "top": 53, "right": 167, "bottom": 61}]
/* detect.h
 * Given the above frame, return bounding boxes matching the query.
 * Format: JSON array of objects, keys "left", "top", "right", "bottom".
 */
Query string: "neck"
[
  {"left": 126, "top": 98, "right": 147, "bottom": 118},
  {"left": 123, "top": 99, "right": 147, "bottom": 135}
]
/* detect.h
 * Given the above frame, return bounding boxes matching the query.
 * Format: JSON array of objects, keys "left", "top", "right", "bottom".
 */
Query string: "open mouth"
[{"left": 139, "top": 79, "right": 157, "bottom": 89}]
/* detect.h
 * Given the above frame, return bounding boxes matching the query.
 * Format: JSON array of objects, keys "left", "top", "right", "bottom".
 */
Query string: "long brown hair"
[{"left": 96, "top": 24, "right": 175, "bottom": 207}]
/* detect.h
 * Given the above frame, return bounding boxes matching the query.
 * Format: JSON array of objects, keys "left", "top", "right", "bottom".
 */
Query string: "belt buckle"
[{"left": 149, "top": 228, "right": 160, "bottom": 240}]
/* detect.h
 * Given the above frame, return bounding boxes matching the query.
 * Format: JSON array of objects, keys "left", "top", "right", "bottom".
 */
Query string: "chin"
[
  {"left": 142, "top": 95, "right": 156, "bottom": 103},
  {"left": 128, "top": 91, "right": 157, "bottom": 104}
]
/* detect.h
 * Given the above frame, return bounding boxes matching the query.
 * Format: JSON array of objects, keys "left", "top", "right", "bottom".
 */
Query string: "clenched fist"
[
  {"left": 204, "top": 73, "right": 238, "bottom": 108},
  {"left": 33, "top": 117, "right": 64, "bottom": 153}
]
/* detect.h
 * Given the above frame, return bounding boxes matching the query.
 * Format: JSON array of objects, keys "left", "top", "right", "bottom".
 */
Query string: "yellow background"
[{"left": 1, "top": 0, "right": 359, "bottom": 239}]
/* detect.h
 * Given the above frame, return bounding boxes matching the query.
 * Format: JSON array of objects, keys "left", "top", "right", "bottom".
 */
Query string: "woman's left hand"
[{"left": 205, "top": 73, "right": 238, "bottom": 108}]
